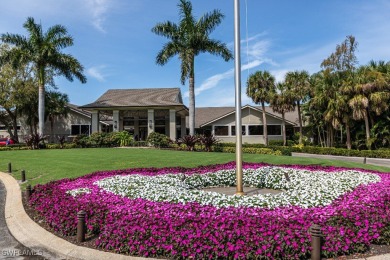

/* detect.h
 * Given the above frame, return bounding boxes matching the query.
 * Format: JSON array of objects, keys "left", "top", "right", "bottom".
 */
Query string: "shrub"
[
  {"left": 72, "top": 135, "right": 89, "bottom": 148},
  {"left": 110, "top": 131, "right": 134, "bottom": 147},
  {"left": 147, "top": 132, "right": 172, "bottom": 148},
  {"left": 24, "top": 134, "right": 46, "bottom": 149},
  {"left": 46, "top": 144, "right": 61, "bottom": 149},
  {"left": 177, "top": 135, "right": 199, "bottom": 151},
  {"left": 88, "top": 132, "right": 107, "bottom": 147},
  {"left": 56, "top": 136, "right": 66, "bottom": 148},
  {"left": 199, "top": 135, "right": 219, "bottom": 152}
]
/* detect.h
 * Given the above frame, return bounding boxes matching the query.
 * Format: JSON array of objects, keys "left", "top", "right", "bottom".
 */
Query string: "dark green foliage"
[
  {"left": 24, "top": 134, "right": 46, "bottom": 149},
  {"left": 72, "top": 135, "right": 89, "bottom": 148},
  {"left": 110, "top": 131, "right": 134, "bottom": 147},
  {"left": 147, "top": 132, "right": 172, "bottom": 148},
  {"left": 177, "top": 135, "right": 199, "bottom": 151},
  {"left": 199, "top": 135, "right": 219, "bottom": 152}
]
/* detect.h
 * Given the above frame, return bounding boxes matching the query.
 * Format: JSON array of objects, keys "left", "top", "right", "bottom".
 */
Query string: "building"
[
  {"left": 80, "top": 88, "right": 189, "bottom": 141},
  {"left": 195, "top": 105, "right": 298, "bottom": 144},
  {"left": 2, "top": 88, "right": 300, "bottom": 144}
]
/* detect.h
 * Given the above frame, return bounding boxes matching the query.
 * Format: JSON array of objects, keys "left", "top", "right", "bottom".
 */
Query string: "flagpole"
[{"left": 234, "top": 0, "right": 244, "bottom": 195}]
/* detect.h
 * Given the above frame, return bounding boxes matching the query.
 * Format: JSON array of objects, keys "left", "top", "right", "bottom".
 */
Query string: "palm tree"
[
  {"left": 348, "top": 64, "right": 390, "bottom": 148},
  {"left": 270, "top": 82, "right": 294, "bottom": 146},
  {"left": 246, "top": 71, "right": 276, "bottom": 146},
  {"left": 45, "top": 91, "right": 70, "bottom": 143},
  {"left": 0, "top": 17, "right": 86, "bottom": 136},
  {"left": 152, "top": 0, "right": 233, "bottom": 135},
  {"left": 285, "top": 70, "right": 311, "bottom": 144}
]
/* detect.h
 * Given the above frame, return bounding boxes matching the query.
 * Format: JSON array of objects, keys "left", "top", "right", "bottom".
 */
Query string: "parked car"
[{"left": 0, "top": 138, "right": 16, "bottom": 146}]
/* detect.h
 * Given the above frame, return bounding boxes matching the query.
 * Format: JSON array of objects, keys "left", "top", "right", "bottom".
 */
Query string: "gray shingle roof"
[
  {"left": 195, "top": 105, "right": 300, "bottom": 128},
  {"left": 80, "top": 88, "right": 184, "bottom": 108}
]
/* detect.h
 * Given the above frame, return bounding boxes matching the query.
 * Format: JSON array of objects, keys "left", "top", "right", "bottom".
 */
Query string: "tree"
[
  {"left": 45, "top": 91, "right": 70, "bottom": 143},
  {"left": 246, "top": 71, "right": 276, "bottom": 146},
  {"left": 270, "top": 82, "right": 295, "bottom": 146},
  {"left": 320, "top": 35, "right": 358, "bottom": 149},
  {"left": 0, "top": 17, "right": 86, "bottom": 136},
  {"left": 152, "top": 0, "right": 232, "bottom": 135},
  {"left": 0, "top": 44, "right": 36, "bottom": 141},
  {"left": 285, "top": 70, "right": 311, "bottom": 144},
  {"left": 348, "top": 64, "right": 390, "bottom": 148}
]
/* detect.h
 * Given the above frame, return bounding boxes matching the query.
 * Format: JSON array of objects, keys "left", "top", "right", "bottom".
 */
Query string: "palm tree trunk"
[
  {"left": 364, "top": 109, "right": 371, "bottom": 148},
  {"left": 297, "top": 101, "right": 303, "bottom": 144},
  {"left": 346, "top": 122, "right": 351, "bottom": 150},
  {"left": 188, "top": 79, "right": 195, "bottom": 136},
  {"left": 50, "top": 118, "right": 54, "bottom": 143},
  {"left": 38, "top": 76, "right": 45, "bottom": 136},
  {"left": 282, "top": 112, "right": 286, "bottom": 146},
  {"left": 188, "top": 59, "right": 195, "bottom": 136},
  {"left": 318, "top": 127, "right": 323, "bottom": 147},
  {"left": 261, "top": 102, "right": 268, "bottom": 146}
]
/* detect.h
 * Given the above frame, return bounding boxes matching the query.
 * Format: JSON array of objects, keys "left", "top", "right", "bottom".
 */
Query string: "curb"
[{"left": 0, "top": 172, "right": 147, "bottom": 260}]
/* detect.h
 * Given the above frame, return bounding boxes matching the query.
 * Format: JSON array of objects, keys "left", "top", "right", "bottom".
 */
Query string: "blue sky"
[{"left": 1, "top": 0, "right": 390, "bottom": 107}]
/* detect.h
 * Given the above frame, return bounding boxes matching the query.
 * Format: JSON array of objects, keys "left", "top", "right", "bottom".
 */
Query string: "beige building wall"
[{"left": 209, "top": 107, "right": 285, "bottom": 144}]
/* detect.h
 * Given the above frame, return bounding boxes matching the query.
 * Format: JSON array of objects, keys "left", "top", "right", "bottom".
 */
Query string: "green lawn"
[{"left": 1, "top": 148, "right": 389, "bottom": 187}]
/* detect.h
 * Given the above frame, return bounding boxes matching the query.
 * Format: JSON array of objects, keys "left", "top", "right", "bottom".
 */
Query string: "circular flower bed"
[{"left": 29, "top": 162, "right": 390, "bottom": 259}]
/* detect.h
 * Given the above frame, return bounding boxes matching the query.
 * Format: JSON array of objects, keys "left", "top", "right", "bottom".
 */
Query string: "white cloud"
[
  {"left": 0, "top": 0, "right": 116, "bottom": 33},
  {"left": 87, "top": 65, "right": 107, "bottom": 82},
  {"left": 84, "top": 0, "right": 112, "bottom": 33}
]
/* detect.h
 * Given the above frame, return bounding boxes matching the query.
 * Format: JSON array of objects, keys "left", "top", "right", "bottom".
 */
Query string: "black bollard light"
[
  {"left": 21, "top": 170, "right": 26, "bottom": 182},
  {"left": 310, "top": 224, "right": 322, "bottom": 260},
  {"left": 363, "top": 157, "right": 367, "bottom": 164},
  {"left": 8, "top": 162, "right": 12, "bottom": 173},
  {"left": 77, "top": 210, "right": 86, "bottom": 242},
  {"left": 26, "top": 185, "right": 32, "bottom": 201}
]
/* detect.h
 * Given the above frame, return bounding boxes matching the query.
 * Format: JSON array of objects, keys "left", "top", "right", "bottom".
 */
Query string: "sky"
[{"left": 1, "top": 0, "right": 390, "bottom": 108}]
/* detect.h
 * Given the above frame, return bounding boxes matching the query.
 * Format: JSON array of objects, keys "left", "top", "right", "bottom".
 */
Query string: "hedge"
[{"left": 292, "top": 146, "right": 390, "bottom": 159}]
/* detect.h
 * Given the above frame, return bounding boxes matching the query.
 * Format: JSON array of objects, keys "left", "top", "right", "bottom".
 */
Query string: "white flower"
[{"left": 92, "top": 167, "right": 380, "bottom": 209}]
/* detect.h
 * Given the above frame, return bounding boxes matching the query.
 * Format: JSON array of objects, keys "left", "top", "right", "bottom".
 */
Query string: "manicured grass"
[{"left": 1, "top": 148, "right": 389, "bottom": 186}]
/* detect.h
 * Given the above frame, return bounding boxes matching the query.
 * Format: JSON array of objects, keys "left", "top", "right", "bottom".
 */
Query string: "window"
[
  {"left": 71, "top": 125, "right": 90, "bottom": 135},
  {"left": 155, "top": 116, "right": 166, "bottom": 126},
  {"left": 267, "top": 125, "right": 282, "bottom": 135},
  {"left": 123, "top": 117, "right": 135, "bottom": 126},
  {"left": 231, "top": 126, "right": 246, "bottom": 136},
  {"left": 248, "top": 125, "right": 263, "bottom": 135},
  {"left": 214, "top": 126, "right": 229, "bottom": 136}
]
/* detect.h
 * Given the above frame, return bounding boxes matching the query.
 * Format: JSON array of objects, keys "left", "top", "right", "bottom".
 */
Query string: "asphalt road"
[{"left": 0, "top": 181, "right": 45, "bottom": 260}]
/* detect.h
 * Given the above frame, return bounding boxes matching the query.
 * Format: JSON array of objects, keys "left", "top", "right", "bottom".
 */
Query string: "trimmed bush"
[{"left": 147, "top": 132, "right": 172, "bottom": 148}]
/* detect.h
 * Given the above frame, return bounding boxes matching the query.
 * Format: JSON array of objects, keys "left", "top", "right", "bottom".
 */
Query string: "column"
[
  {"left": 113, "top": 110, "right": 119, "bottom": 132},
  {"left": 169, "top": 109, "right": 176, "bottom": 140},
  {"left": 134, "top": 115, "right": 139, "bottom": 137},
  {"left": 147, "top": 109, "right": 154, "bottom": 136},
  {"left": 91, "top": 110, "right": 99, "bottom": 133},
  {"left": 181, "top": 116, "right": 186, "bottom": 137}
]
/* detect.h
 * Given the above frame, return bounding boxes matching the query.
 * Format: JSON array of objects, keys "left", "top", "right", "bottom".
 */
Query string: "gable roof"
[
  {"left": 80, "top": 88, "right": 185, "bottom": 109},
  {"left": 196, "top": 105, "right": 299, "bottom": 128}
]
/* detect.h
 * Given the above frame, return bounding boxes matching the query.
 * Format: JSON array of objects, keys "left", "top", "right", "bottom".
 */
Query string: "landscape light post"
[{"left": 234, "top": 0, "right": 244, "bottom": 195}]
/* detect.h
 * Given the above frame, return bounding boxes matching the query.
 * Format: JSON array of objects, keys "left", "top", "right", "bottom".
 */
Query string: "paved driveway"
[{"left": 0, "top": 181, "right": 45, "bottom": 260}]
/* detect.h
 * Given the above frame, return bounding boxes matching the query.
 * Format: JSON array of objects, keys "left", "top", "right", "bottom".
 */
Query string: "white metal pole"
[{"left": 234, "top": 0, "right": 244, "bottom": 195}]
